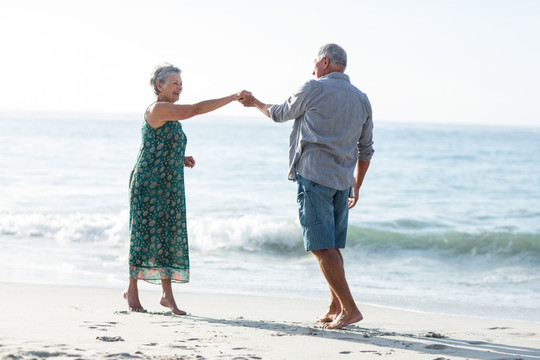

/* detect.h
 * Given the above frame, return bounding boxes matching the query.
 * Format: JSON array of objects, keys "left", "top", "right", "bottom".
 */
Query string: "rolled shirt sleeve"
[
  {"left": 357, "top": 96, "right": 375, "bottom": 161},
  {"left": 269, "top": 81, "right": 314, "bottom": 123}
]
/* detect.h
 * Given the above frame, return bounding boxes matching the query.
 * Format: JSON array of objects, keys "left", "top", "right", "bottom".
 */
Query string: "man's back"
[{"left": 270, "top": 72, "right": 373, "bottom": 190}]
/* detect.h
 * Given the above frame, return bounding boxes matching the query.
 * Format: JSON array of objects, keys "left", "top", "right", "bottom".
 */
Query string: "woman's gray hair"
[
  {"left": 150, "top": 63, "right": 181, "bottom": 95},
  {"left": 316, "top": 43, "right": 347, "bottom": 70}
]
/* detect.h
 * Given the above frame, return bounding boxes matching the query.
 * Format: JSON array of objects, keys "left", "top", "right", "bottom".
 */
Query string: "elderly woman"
[{"left": 123, "top": 63, "right": 241, "bottom": 314}]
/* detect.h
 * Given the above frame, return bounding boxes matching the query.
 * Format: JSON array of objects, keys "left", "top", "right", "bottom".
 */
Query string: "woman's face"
[{"left": 158, "top": 73, "right": 183, "bottom": 102}]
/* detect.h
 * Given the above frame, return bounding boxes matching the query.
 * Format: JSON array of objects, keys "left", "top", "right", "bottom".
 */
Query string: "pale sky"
[{"left": 1, "top": 0, "right": 539, "bottom": 126}]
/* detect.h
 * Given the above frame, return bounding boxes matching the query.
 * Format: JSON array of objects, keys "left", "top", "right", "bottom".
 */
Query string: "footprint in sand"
[
  {"left": 424, "top": 332, "right": 448, "bottom": 338},
  {"left": 82, "top": 321, "right": 118, "bottom": 331},
  {"left": 114, "top": 311, "right": 130, "bottom": 315},
  {"left": 96, "top": 336, "right": 124, "bottom": 342},
  {"left": 425, "top": 344, "right": 450, "bottom": 350},
  {"left": 23, "top": 351, "right": 70, "bottom": 358}
]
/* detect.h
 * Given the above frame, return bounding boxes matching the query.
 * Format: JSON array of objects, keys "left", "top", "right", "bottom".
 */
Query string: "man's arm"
[
  {"left": 348, "top": 159, "right": 370, "bottom": 209},
  {"left": 239, "top": 91, "right": 272, "bottom": 118}
]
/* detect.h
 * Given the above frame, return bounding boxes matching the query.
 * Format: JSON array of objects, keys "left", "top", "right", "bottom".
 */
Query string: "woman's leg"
[
  {"left": 160, "top": 279, "right": 186, "bottom": 315},
  {"left": 123, "top": 277, "right": 146, "bottom": 312}
]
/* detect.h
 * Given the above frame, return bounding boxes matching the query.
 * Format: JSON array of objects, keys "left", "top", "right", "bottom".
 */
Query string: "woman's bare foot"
[
  {"left": 160, "top": 296, "right": 186, "bottom": 315},
  {"left": 123, "top": 290, "right": 146, "bottom": 313},
  {"left": 323, "top": 310, "right": 363, "bottom": 329}
]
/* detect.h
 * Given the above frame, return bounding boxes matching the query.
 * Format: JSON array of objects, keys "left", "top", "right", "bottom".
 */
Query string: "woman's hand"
[
  {"left": 233, "top": 91, "right": 243, "bottom": 101},
  {"left": 184, "top": 156, "right": 196, "bottom": 168}
]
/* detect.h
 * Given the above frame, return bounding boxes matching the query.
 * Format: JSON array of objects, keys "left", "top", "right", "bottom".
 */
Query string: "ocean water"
[{"left": 1, "top": 112, "right": 539, "bottom": 323}]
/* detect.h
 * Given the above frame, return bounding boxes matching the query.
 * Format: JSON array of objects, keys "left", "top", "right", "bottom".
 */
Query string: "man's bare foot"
[
  {"left": 123, "top": 291, "right": 146, "bottom": 313},
  {"left": 317, "top": 300, "right": 342, "bottom": 322},
  {"left": 160, "top": 297, "right": 186, "bottom": 315},
  {"left": 323, "top": 310, "right": 363, "bottom": 329},
  {"left": 317, "top": 309, "right": 341, "bottom": 323}
]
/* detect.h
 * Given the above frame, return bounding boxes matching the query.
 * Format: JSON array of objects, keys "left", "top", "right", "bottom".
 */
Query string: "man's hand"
[
  {"left": 348, "top": 194, "right": 359, "bottom": 209},
  {"left": 237, "top": 90, "right": 272, "bottom": 117},
  {"left": 238, "top": 90, "right": 255, "bottom": 107}
]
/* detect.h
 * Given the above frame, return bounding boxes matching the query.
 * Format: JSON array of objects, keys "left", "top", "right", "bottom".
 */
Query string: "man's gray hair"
[
  {"left": 150, "top": 63, "right": 181, "bottom": 95},
  {"left": 316, "top": 43, "right": 347, "bottom": 70}
]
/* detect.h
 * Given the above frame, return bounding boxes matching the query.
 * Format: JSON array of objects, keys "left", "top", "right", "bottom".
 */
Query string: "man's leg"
[
  {"left": 317, "top": 249, "right": 344, "bottom": 322},
  {"left": 297, "top": 175, "right": 361, "bottom": 328},
  {"left": 312, "top": 248, "right": 363, "bottom": 329}
]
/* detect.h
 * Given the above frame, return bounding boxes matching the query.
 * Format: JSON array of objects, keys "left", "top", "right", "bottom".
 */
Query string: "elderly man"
[{"left": 239, "top": 43, "right": 374, "bottom": 329}]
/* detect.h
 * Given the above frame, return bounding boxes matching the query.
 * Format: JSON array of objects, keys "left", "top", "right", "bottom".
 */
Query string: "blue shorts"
[{"left": 296, "top": 175, "right": 349, "bottom": 251}]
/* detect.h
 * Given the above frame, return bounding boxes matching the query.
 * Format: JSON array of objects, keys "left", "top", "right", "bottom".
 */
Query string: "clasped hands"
[{"left": 236, "top": 90, "right": 256, "bottom": 107}]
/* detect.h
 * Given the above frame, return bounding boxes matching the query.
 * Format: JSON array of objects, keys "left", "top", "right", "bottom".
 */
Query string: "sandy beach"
[{"left": 0, "top": 282, "right": 538, "bottom": 359}]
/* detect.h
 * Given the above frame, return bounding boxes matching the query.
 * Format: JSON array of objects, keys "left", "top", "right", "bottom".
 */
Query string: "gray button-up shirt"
[{"left": 269, "top": 72, "right": 374, "bottom": 191}]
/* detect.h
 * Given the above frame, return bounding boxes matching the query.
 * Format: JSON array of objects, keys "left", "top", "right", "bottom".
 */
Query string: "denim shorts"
[{"left": 296, "top": 175, "right": 349, "bottom": 251}]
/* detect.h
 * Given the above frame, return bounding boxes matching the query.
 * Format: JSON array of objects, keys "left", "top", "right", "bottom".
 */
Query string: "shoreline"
[
  {"left": 4, "top": 277, "right": 539, "bottom": 325},
  {"left": 1, "top": 282, "right": 539, "bottom": 359}
]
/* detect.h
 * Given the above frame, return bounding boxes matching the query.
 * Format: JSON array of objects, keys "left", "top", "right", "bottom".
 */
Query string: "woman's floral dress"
[{"left": 128, "top": 119, "right": 189, "bottom": 284}]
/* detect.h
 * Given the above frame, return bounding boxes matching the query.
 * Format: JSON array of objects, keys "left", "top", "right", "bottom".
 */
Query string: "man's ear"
[{"left": 323, "top": 56, "right": 330, "bottom": 68}]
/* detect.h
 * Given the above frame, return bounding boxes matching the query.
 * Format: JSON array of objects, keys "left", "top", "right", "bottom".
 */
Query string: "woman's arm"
[{"left": 146, "top": 93, "right": 240, "bottom": 128}]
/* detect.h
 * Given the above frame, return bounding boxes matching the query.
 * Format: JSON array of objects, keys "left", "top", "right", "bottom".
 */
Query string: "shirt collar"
[{"left": 320, "top": 72, "right": 350, "bottom": 82}]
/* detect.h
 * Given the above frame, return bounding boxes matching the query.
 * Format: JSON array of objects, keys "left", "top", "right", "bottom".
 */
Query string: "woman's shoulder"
[
  {"left": 145, "top": 101, "right": 162, "bottom": 116},
  {"left": 146, "top": 101, "right": 178, "bottom": 116},
  {"left": 145, "top": 102, "right": 168, "bottom": 129}
]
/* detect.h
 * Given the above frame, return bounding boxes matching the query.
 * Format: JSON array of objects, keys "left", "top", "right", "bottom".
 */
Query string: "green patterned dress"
[{"left": 128, "top": 119, "right": 189, "bottom": 284}]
